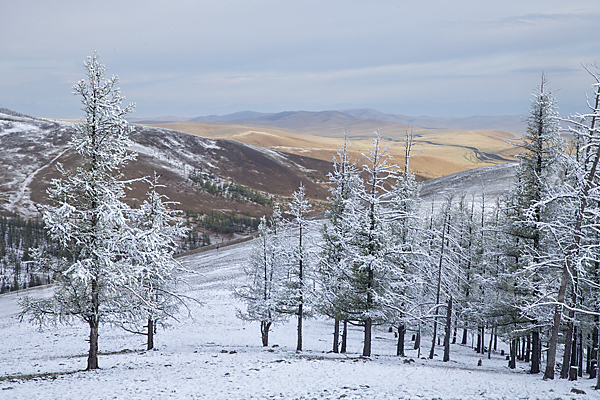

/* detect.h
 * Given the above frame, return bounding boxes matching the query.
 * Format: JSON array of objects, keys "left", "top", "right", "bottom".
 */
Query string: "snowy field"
[{"left": 1, "top": 240, "right": 597, "bottom": 399}]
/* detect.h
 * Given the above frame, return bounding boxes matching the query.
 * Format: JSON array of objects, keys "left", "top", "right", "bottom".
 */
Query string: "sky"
[{"left": 1, "top": 0, "right": 599, "bottom": 119}]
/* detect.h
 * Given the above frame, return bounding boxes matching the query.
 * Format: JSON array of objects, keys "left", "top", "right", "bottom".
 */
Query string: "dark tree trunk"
[
  {"left": 363, "top": 317, "right": 372, "bottom": 357},
  {"left": 452, "top": 326, "right": 457, "bottom": 344},
  {"left": 461, "top": 328, "right": 468, "bottom": 345},
  {"left": 87, "top": 280, "right": 99, "bottom": 370},
  {"left": 561, "top": 315, "right": 575, "bottom": 379},
  {"left": 296, "top": 303, "right": 303, "bottom": 352},
  {"left": 578, "top": 330, "right": 583, "bottom": 378},
  {"left": 341, "top": 320, "right": 348, "bottom": 354},
  {"left": 488, "top": 325, "right": 494, "bottom": 360},
  {"left": 476, "top": 327, "right": 482, "bottom": 354},
  {"left": 429, "top": 317, "right": 438, "bottom": 359},
  {"left": 531, "top": 329, "right": 540, "bottom": 374},
  {"left": 569, "top": 326, "right": 578, "bottom": 381},
  {"left": 397, "top": 324, "right": 406, "bottom": 357},
  {"left": 443, "top": 296, "right": 452, "bottom": 362},
  {"left": 261, "top": 321, "right": 271, "bottom": 347},
  {"left": 591, "top": 323, "right": 598, "bottom": 379},
  {"left": 414, "top": 328, "right": 421, "bottom": 350},
  {"left": 296, "top": 223, "right": 304, "bottom": 352},
  {"left": 481, "top": 326, "right": 485, "bottom": 354},
  {"left": 509, "top": 338, "right": 517, "bottom": 369},
  {"left": 147, "top": 317, "right": 154, "bottom": 350},
  {"left": 544, "top": 264, "right": 571, "bottom": 380},
  {"left": 333, "top": 318, "right": 340, "bottom": 353}
]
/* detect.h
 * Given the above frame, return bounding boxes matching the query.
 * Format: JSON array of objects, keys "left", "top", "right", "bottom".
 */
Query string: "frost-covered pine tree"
[
  {"left": 502, "top": 74, "right": 564, "bottom": 375},
  {"left": 235, "top": 205, "right": 287, "bottom": 346},
  {"left": 317, "top": 134, "right": 362, "bottom": 353},
  {"left": 346, "top": 132, "right": 406, "bottom": 357},
  {"left": 20, "top": 53, "right": 136, "bottom": 370},
  {"left": 117, "top": 174, "right": 188, "bottom": 350},
  {"left": 388, "top": 129, "right": 422, "bottom": 357},
  {"left": 278, "top": 185, "right": 313, "bottom": 352}
]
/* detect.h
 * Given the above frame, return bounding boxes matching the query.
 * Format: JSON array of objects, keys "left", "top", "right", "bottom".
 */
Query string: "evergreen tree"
[
  {"left": 279, "top": 184, "right": 313, "bottom": 352},
  {"left": 117, "top": 174, "right": 189, "bottom": 350},
  {"left": 235, "top": 205, "right": 287, "bottom": 346},
  {"left": 502, "top": 74, "right": 564, "bottom": 375},
  {"left": 19, "top": 53, "right": 136, "bottom": 370},
  {"left": 317, "top": 134, "right": 362, "bottom": 353}
]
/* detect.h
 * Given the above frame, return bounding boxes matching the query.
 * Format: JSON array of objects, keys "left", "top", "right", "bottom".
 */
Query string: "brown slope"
[
  {"left": 151, "top": 121, "right": 518, "bottom": 180},
  {"left": 1, "top": 114, "right": 332, "bottom": 219}
]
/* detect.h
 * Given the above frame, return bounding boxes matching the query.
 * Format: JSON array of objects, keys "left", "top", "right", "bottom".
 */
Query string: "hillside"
[
  {"left": 151, "top": 117, "right": 519, "bottom": 179},
  {"left": 0, "top": 228, "right": 588, "bottom": 399},
  {"left": 0, "top": 113, "right": 332, "bottom": 221}
]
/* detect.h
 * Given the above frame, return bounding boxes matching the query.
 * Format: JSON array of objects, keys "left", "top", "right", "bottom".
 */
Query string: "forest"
[{"left": 234, "top": 70, "right": 600, "bottom": 385}]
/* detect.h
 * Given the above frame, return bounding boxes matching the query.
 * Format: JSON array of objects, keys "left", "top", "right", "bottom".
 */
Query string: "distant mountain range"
[{"left": 128, "top": 108, "right": 527, "bottom": 135}]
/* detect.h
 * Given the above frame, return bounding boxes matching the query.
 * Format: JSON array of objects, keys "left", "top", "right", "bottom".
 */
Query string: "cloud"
[{"left": 1, "top": 0, "right": 599, "bottom": 118}]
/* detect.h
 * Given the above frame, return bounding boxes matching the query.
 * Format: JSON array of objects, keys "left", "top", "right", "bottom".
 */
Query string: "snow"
[{"left": 1, "top": 239, "right": 597, "bottom": 399}]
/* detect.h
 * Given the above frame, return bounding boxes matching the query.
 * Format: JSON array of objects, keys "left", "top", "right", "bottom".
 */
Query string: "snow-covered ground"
[{"left": 1, "top": 240, "right": 597, "bottom": 399}]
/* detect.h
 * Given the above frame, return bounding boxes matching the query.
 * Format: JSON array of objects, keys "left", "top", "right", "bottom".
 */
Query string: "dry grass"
[{"left": 149, "top": 122, "right": 519, "bottom": 179}]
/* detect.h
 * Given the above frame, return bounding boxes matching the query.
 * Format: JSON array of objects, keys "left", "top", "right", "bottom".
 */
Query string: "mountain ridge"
[{"left": 129, "top": 108, "right": 526, "bottom": 134}]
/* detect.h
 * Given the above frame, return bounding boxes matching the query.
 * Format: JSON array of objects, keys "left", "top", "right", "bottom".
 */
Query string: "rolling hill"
[
  {"left": 0, "top": 113, "right": 333, "bottom": 221},
  {"left": 150, "top": 111, "right": 520, "bottom": 180}
]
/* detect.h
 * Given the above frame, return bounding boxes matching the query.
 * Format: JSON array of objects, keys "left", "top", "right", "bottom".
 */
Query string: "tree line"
[{"left": 235, "top": 68, "right": 600, "bottom": 385}]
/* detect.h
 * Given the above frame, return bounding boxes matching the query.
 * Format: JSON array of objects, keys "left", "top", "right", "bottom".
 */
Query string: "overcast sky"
[{"left": 1, "top": 0, "right": 599, "bottom": 119}]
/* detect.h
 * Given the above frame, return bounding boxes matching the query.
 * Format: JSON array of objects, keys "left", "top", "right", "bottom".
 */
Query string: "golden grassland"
[{"left": 148, "top": 121, "right": 519, "bottom": 180}]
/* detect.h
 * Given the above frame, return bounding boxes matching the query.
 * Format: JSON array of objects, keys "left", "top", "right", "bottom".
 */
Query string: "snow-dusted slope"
[
  {"left": 0, "top": 113, "right": 331, "bottom": 217},
  {"left": 0, "top": 240, "right": 592, "bottom": 399},
  {"left": 419, "top": 162, "right": 517, "bottom": 213}
]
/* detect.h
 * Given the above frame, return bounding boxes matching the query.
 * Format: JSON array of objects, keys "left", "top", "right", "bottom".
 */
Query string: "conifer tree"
[
  {"left": 235, "top": 205, "right": 287, "bottom": 346},
  {"left": 118, "top": 174, "right": 188, "bottom": 350},
  {"left": 317, "top": 134, "right": 362, "bottom": 353},
  {"left": 20, "top": 53, "right": 136, "bottom": 370}
]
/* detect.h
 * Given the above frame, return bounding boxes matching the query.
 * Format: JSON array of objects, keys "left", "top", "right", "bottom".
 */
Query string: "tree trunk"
[
  {"left": 261, "top": 321, "right": 271, "bottom": 347},
  {"left": 363, "top": 317, "right": 372, "bottom": 357},
  {"left": 509, "top": 338, "right": 516, "bottom": 369},
  {"left": 578, "top": 330, "right": 583, "bottom": 378},
  {"left": 544, "top": 265, "right": 569, "bottom": 380},
  {"left": 397, "top": 324, "right": 405, "bottom": 357},
  {"left": 87, "top": 280, "right": 99, "bottom": 370},
  {"left": 481, "top": 326, "right": 485, "bottom": 354},
  {"left": 414, "top": 328, "right": 421, "bottom": 350},
  {"left": 531, "top": 329, "right": 540, "bottom": 374},
  {"left": 452, "top": 326, "right": 457, "bottom": 344},
  {"left": 569, "top": 325, "right": 578, "bottom": 381},
  {"left": 341, "top": 320, "right": 348, "bottom": 354},
  {"left": 147, "top": 317, "right": 154, "bottom": 351},
  {"left": 429, "top": 317, "right": 438, "bottom": 359},
  {"left": 443, "top": 296, "right": 452, "bottom": 362},
  {"left": 591, "top": 323, "right": 598, "bottom": 379},
  {"left": 296, "top": 303, "right": 303, "bottom": 352},
  {"left": 476, "top": 327, "right": 482, "bottom": 354},
  {"left": 333, "top": 318, "right": 340, "bottom": 353},
  {"left": 561, "top": 314, "right": 575, "bottom": 379},
  {"left": 461, "top": 328, "right": 468, "bottom": 345},
  {"left": 488, "top": 325, "right": 494, "bottom": 360}
]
